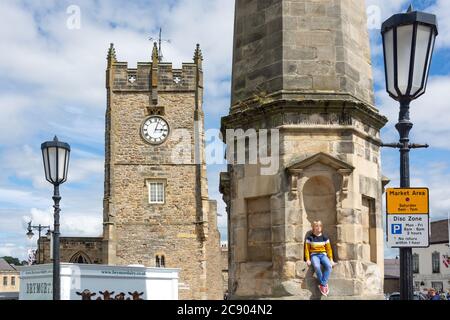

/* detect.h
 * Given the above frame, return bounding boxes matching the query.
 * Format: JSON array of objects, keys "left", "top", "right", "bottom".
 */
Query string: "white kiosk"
[{"left": 19, "top": 263, "right": 179, "bottom": 300}]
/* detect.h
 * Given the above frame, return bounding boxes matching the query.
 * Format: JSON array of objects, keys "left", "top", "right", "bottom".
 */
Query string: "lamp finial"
[{"left": 53, "top": 136, "right": 59, "bottom": 142}]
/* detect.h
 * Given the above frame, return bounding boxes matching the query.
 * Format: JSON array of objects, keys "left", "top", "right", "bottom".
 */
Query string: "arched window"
[
  {"left": 155, "top": 255, "right": 166, "bottom": 268},
  {"left": 432, "top": 251, "right": 440, "bottom": 274},
  {"left": 69, "top": 251, "right": 92, "bottom": 264},
  {"left": 413, "top": 253, "right": 419, "bottom": 273}
]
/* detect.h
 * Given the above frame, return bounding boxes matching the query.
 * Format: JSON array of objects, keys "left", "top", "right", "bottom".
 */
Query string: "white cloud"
[
  {"left": 427, "top": 0, "right": 450, "bottom": 48},
  {"left": 25, "top": 207, "right": 102, "bottom": 237},
  {"left": 0, "top": 243, "right": 28, "bottom": 258},
  {"left": 377, "top": 75, "right": 450, "bottom": 150},
  {"left": 0, "top": 144, "right": 104, "bottom": 189}
]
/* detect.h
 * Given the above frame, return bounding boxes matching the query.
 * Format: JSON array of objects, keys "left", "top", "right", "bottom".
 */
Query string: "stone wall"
[
  {"left": 221, "top": 0, "right": 387, "bottom": 300},
  {"left": 231, "top": 0, "right": 375, "bottom": 108},
  {"left": 103, "top": 45, "right": 223, "bottom": 300},
  {"left": 39, "top": 237, "right": 103, "bottom": 264},
  {"left": 221, "top": 246, "right": 229, "bottom": 294}
]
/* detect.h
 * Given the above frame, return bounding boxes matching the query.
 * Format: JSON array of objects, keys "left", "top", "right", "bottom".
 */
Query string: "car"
[{"left": 388, "top": 292, "right": 426, "bottom": 300}]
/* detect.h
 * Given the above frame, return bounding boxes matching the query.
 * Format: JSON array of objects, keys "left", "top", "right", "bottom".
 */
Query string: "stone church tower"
[
  {"left": 220, "top": 0, "right": 388, "bottom": 299},
  {"left": 103, "top": 43, "right": 223, "bottom": 300}
]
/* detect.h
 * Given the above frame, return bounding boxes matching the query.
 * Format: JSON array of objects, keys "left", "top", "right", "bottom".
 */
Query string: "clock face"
[{"left": 141, "top": 116, "right": 170, "bottom": 145}]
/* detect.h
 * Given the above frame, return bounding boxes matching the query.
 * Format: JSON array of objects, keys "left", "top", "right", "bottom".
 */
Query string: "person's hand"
[
  {"left": 306, "top": 260, "right": 311, "bottom": 266},
  {"left": 330, "top": 261, "right": 337, "bottom": 268}
]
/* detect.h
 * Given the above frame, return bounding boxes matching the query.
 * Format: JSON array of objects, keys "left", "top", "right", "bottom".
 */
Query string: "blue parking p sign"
[{"left": 391, "top": 224, "right": 402, "bottom": 235}]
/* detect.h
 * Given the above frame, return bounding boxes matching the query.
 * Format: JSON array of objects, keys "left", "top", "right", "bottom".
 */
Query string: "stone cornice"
[{"left": 221, "top": 97, "right": 388, "bottom": 141}]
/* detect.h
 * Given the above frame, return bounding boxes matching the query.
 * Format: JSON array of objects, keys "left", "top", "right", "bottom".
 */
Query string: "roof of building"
[
  {"left": 430, "top": 219, "right": 449, "bottom": 244},
  {"left": 384, "top": 258, "right": 400, "bottom": 279},
  {"left": 0, "top": 258, "right": 17, "bottom": 272},
  {"left": 0, "top": 292, "right": 19, "bottom": 300}
]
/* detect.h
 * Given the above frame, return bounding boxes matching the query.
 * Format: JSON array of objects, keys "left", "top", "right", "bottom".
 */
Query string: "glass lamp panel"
[
  {"left": 42, "top": 148, "right": 51, "bottom": 182},
  {"left": 384, "top": 29, "right": 396, "bottom": 97},
  {"left": 411, "top": 25, "right": 432, "bottom": 96},
  {"left": 396, "top": 25, "right": 414, "bottom": 95},
  {"left": 416, "top": 33, "right": 436, "bottom": 97},
  {"left": 57, "top": 148, "right": 67, "bottom": 182},
  {"left": 64, "top": 150, "right": 70, "bottom": 183},
  {"left": 48, "top": 147, "right": 58, "bottom": 183}
]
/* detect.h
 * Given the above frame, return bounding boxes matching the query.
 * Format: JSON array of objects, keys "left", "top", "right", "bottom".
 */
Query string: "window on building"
[
  {"left": 432, "top": 251, "right": 440, "bottom": 274},
  {"left": 147, "top": 181, "right": 165, "bottom": 204},
  {"left": 155, "top": 255, "right": 166, "bottom": 268},
  {"left": 11, "top": 276, "right": 15, "bottom": 286},
  {"left": 431, "top": 282, "right": 443, "bottom": 293},
  {"left": 414, "top": 281, "right": 421, "bottom": 291},
  {"left": 3, "top": 276, "right": 7, "bottom": 286},
  {"left": 413, "top": 253, "right": 419, "bottom": 273}
]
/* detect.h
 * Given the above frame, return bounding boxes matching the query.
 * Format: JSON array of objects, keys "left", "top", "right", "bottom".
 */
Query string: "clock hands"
[
  {"left": 144, "top": 117, "right": 168, "bottom": 144},
  {"left": 153, "top": 120, "right": 160, "bottom": 136}
]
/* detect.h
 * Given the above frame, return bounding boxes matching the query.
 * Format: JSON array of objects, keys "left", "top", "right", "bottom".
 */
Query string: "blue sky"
[{"left": 0, "top": 0, "right": 449, "bottom": 260}]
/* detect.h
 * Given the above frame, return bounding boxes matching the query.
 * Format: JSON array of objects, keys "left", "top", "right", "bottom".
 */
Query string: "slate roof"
[
  {"left": 0, "top": 258, "right": 17, "bottom": 271},
  {"left": 430, "top": 219, "right": 449, "bottom": 244}
]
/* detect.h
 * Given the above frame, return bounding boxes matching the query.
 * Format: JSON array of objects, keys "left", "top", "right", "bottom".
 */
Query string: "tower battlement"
[
  {"left": 111, "top": 61, "right": 200, "bottom": 92},
  {"left": 107, "top": 43, "right": 203, "bottom": 93}
]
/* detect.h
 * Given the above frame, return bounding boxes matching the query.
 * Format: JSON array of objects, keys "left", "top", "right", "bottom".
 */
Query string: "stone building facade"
[
  {"left": 220, "top": 0, "right": 388, "bottom": 299},
  {"left": 0, "top": 258, "right": 20, "bottom": 298},
  {"left": 221, "top": 244, "right": 229, "bottom": 294},
  {"left": 412, "top": 219, "right": 450, "bottom": 293},
  {"left": 101, "top": 43, "right": 222, "bottom": 300},
  {"left": 39, "top": 237, "right": 103, "bottom": 264},
  {"left": 38, "top": 44, "right": 223, "bottom": 300}
]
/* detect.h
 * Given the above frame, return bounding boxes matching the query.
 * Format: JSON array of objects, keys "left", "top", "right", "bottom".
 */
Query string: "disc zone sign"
[{"left": 386, "top": 188, "right": 430, "bottom": 248}]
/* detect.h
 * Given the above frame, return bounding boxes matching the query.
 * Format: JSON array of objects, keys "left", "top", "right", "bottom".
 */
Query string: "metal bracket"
[{"left": 381, "top": 142, "right": 429, "bottom": 149}]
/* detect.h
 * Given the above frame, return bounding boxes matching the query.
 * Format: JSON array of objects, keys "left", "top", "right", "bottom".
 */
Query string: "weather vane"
[{"left": 149, "top": 28, "right": 171, "bottom": 63}]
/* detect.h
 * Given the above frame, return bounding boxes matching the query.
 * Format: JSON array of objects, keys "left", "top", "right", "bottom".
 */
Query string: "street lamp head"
[
  {"left": 381, "top": 7, "right": 438, "bottom": 102},
  {"left": 26, "top": 221, "right": 34, "bottom": 239},
  {"left": 41, "top": 136, "right": 71, "bottom": 186},
  {"left": 26, "top": 230, "right": 34, "bottom": 239}
]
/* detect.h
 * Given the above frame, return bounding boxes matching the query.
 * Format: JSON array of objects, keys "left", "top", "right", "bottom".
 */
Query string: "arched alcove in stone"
[
  {"left": 302, "top": 175, "right": 338, "bottom": 260},
  {"left": 69, "top": 251, "right": 92, "bottom": 264}
]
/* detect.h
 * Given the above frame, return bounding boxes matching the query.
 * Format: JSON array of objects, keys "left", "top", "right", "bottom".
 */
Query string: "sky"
[{"left": 0, "top": 0, "right": 449, "bottom": 261}]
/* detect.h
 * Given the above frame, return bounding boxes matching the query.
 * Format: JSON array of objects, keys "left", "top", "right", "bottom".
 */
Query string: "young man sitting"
[{"left": 305, "top": 221, "right": 337, "bottom": 297}]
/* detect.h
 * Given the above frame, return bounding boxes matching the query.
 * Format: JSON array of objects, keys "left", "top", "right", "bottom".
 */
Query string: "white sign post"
[
  {"left": 387, "top": 214, "right": 430, "bottom": 248},
  {"left": 386, "top": 188, "right": 430, "bottom": 248}
]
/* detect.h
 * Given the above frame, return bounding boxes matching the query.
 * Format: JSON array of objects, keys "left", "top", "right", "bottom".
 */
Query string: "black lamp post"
[
  {"left": 41, "top": 136, "right": 71, "bottom": 301},
  {"left": 381, "top": 5, "right": 438, "bottom": 300},
  {"left": 26, "top": 221, "right": 51, "bottom": 264}
]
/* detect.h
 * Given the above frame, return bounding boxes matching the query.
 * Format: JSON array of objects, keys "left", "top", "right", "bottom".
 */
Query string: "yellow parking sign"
[{"left": 386, "top": 188, "right": 429, "bottom": 214}]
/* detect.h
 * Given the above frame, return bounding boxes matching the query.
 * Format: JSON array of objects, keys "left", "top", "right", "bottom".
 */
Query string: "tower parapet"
[
  {"left": 110, "top": 61, "right": 199, "bottom": 92},
  {"left": 106, "top": 43, "right": 202, "bottom": 93}
]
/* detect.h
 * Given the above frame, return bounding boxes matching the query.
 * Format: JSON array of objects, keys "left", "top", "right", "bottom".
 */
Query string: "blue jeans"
[{"left": 311, "top": 254, "right": 332, "bottom": 286}]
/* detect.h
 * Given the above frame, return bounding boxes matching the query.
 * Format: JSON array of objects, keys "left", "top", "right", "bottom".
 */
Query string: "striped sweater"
[{"left": 304, "top": 233, "right": 333, "bottom": 261}]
